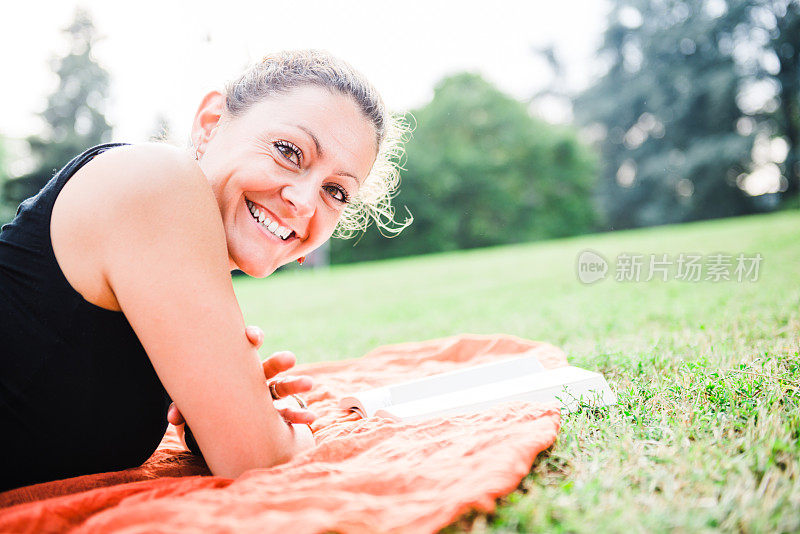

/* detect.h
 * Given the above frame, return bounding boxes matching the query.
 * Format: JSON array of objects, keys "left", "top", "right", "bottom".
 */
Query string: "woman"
[{"left": 0, "top": 50, "right": 408, "bottom": 491}]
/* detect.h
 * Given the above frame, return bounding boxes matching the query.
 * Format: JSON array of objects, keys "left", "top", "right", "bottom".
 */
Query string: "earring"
[
  {"left": 297, "top": 256, "right": 306, "bottom": 265},
  {"left": 194, "top": 147, "right": 200, "bottom": 161}
]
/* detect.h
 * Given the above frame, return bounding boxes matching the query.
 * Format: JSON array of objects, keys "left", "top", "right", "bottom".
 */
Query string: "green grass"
[{"left": 233, "top": 211, "right": 800, "bottom": 533}]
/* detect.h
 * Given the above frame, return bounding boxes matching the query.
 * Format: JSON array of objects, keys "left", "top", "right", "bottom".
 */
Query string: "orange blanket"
[{"left": 0, "top": 334, "right": 565, "bottom": 533}]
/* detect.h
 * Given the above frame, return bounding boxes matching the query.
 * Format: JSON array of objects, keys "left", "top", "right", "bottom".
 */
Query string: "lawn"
[{"left": 233, "top": 210, "right": 800, "bottom": 533}]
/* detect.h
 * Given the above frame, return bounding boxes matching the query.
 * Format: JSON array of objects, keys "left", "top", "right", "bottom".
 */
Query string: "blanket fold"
[{"left": 0, "top": 334, "right": 565, "bottom": 533}]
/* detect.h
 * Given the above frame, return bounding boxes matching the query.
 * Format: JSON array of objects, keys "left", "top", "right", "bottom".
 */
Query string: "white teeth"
[{"left": 246, "top": 200, "right": 291, "bottom": 241}]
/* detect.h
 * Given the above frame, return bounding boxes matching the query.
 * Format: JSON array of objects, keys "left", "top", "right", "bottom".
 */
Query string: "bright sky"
[{"left": 0, "top": 0, "right": 609, "bottom": 145}]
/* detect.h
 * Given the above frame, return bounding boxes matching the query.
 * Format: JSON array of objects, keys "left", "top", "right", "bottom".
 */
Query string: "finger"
[
  {"left": 262, "top": 351, "right": 296, "bottom": 379},
  {"left": 175, "top": 423, "right": 188, "bottom": 450},
  {"left": 167, "top": 403, "right": 185, "bottom": 425},
  {"left": 245, "top": 325, "right": 264, "bottom": 349},
  {"left": 269, "top": 376, "right": 313, "bottom": 398},
  {"left": 277, "top": 406, "right": 317, "bottom": 425}
]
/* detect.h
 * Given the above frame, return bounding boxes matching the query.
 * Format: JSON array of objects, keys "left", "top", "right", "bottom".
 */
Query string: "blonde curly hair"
[{"left": 223, "top": 49, "right": 412, "bottom": 238}]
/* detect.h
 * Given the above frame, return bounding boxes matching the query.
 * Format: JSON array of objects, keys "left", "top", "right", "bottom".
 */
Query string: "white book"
[{"left": 338, "top": 353, "right": 617, "bottom": 422}]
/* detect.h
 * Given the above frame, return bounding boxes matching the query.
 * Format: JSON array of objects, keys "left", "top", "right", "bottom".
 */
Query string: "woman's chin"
[
  {"left": 250, "top": 261, "right": 278, "bottom": 278},
  {"left": 232, "top": 251, "right": 279, "bottom": 278}
]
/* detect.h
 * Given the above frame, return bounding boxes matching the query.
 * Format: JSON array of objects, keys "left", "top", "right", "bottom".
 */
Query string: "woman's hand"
[
  {"left": 274, "top": 395, "right": 316, "bottom": 452},
  {"left": 168, "top": 325, "right": 317, "bottom": 430}
]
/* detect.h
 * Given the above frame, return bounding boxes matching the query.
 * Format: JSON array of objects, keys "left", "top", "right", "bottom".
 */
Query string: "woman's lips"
[{"left": 245, "top": 198, "right": 296, "bottom": 241}]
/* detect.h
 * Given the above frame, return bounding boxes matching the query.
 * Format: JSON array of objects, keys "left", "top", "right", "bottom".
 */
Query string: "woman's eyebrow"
[
  {"left": 338, "top": 170, "right": 359, "bottom": 182},
  {"left": 298, "top": 125, "right": 323, "bottom": 157},
  {"left": 297, "top": 124, "right": 360, "bottom": 183}
]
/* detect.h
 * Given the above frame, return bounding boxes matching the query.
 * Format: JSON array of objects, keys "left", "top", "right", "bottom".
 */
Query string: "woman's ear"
[{"left": 191, "top": 91, "right": 225, "bottom": 157}]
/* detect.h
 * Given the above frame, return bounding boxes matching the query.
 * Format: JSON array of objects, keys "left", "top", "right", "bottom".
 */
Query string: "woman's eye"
[
  {"left": 274, "top": 141, "right": 302, "bottom": 166},
  {"left": 324, "top": 184, "right": 350, "bottom": 204}
]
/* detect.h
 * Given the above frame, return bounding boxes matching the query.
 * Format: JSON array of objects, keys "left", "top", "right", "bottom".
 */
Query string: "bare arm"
[{"left": 66, "top": 143, "right": 308, "bottom": 477}]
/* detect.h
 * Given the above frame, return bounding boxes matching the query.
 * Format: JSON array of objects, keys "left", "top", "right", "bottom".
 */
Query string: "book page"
[
  {"left": 338, "top": 353, "right": 545, "bottom": 417},
  {"left": 385, "top": 353, "right": 545, "bottom": 404},
  {"left": 375, "top": 366, "right": 616, "bottom": 421}
]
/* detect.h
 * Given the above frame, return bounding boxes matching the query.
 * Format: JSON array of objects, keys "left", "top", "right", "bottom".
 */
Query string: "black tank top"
[{"left": 0, "top": 143, "right": 170, "bottom": 492}]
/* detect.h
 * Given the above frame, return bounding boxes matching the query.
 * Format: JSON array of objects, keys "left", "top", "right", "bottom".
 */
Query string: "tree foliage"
[
  {"left": 0, "top": 135, "right": 15, "bottom": 226},
  {"left": 575, "top": 0, "right": 753, "bottom": 229},
  {"left": 575, "top": 0, "right": 800, "bottom": 230},
  {"left": 3, "top": 8, "right": 112, "bottom": 205},
  {"left": 755, "top": 0, "right": 800, "bottom": 204},
  {"left": 331, "top": 73, "right": 598, "bottom": 263}
]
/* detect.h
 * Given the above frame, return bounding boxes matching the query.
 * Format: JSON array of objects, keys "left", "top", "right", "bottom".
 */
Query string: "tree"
[
  {"left": 0, "top": 135, "right": 15, "bottom": 226},
  {"left": 148, "top": 113, "right": 172, "bottom": 143},
  {"left": 755, "top": 0, "right": 800, "bottom": 205},
  {"left": 3, "top": 8, "right": 112, "bottom": 205},
  {"left": 574, "top": 0, "right": 765, "bottom": 230},
  {"left": 331, "top": 73, "right": 598, "bottom": 263}
]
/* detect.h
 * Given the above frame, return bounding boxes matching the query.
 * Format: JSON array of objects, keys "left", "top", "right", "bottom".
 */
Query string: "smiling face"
[{"left": 192, "top": 85, "right": 378, "bottom": 277}]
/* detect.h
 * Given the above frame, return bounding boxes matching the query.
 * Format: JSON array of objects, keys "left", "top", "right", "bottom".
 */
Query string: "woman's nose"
[{"left": 280, "top": 179, "right": 316, "bottom": 218}]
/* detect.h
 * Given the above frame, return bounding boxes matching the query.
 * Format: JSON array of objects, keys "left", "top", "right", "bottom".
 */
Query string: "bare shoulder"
[
  {"left": 51, "top": 143, "right": 226, "bottom": 311},
  {"left": 73, "top": 142, "right": 210, "bottom": 203}
]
